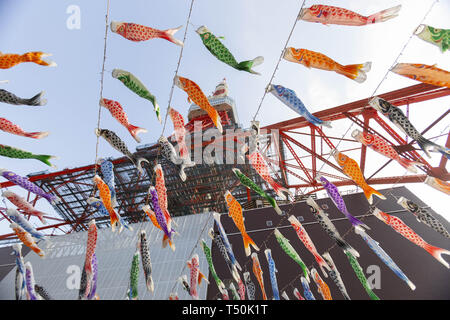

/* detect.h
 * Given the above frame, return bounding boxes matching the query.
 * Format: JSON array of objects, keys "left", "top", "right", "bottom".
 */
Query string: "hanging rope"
[
  {"left": 252, "top": 0, "right": 307, "bottom": 122},
  {"left": 94, "top": 0, "right": 111, "bottom": 178},
  {"left": 161, "top": 0, "right": 196, "bottom": 136}
]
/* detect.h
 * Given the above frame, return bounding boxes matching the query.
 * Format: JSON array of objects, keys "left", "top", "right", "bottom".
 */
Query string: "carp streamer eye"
[{"left": 407, "top": 202, "right": 417, "bottom": 211}]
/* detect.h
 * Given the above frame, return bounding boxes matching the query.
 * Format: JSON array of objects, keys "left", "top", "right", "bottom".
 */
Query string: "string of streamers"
[
  {"left": 252, "top": 0, "right": 307, "bottom": 122},
  {"left": 122, "top": 0, "right": 197, "bottom": 299},
  {"left": 212, "top": 0, "right": 442, "bottom": 298},
  {"left": 131, "top": 0, "right": 197, "bottom": 239},
  {"left": 136, "top": 0, "right": 196, "bottom": 259}
]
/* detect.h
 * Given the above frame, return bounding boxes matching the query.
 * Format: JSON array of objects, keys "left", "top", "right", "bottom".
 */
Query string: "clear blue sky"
[{"left": 0, "top": 0, "right": 449, "bottom": 233}]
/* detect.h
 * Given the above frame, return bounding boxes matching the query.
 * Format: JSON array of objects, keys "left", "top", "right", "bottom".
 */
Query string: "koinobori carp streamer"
[
  {"left": 212, "top": 212, "right": 242, "bottom": 280},
  {"left": 187, "top": 254, "right": 209, "bottom": 300},
  {"left": 112, "top": 69, "right": 161, "bottom": 123},
  {"left": 139, "top": 230, "right": 154, "bottom": 292},
  {"left": 0, "top": 169, "right": 60, "bottom": 204},
  {"left": 0, "top": 51, "right": 56, "bottom": 69},
  {"left": 288, "top": 215, "right": 331, "bottom": 277},
  {"left": 97, "top": 158, "right": 117, "bottom": 208},
  {"left": 322, "top": 252, "right": 351, "bottom": 300},
  {"left": 298, "top": 4, "right": 401, "bottom": 26},
  {"left": 331, "top": 149, "right": 386, "bottom": 204},
  {"left": 345, "top": 250, "right": 380, "bottom": 300},
  {"left": 371, "top": 206, "right": 450, "bottom": 268},
  {"left": 224, "top": 191, "right": 259, "bottom": 257},
  {"left": 0, "top": 89, "right": 46, "bottom": 106},
  {"left": 232, "top": 168, "right": 282, "bottom": 215},
  {"left": 141, "top": 204, "right": 174, "bottom": 251},
  {"left": 196, "top": 25, "right": 263, "bottom": 75},
  {"left": 84, "top": 220, "right": 97, "bottom": 291},
  {"left": 148, "top": 186, "right": 176, "bottom": 244},
  {"left": 6, "top": 208, "right": 46, "bottom": 240},
  {"left": 424, "top": 176, "right": 450, "bottom": 196},
  {"left": 251, "top": 253, "right": 268, "bottom": 300},
  {"left": 110, "top": 21, "right": 183, "bottom": 46},
  {"left": 208, "top": 228, "right": 240, "bottom": 283},
  {"left": 87, "top": 197, "right": 132, "bottom": 232},
  {"left": 391, "top": 63, "right": 450, "bottom": 89},
  {"left": 168, "top": 107, "right": 188, "bottom": 160},
  {"left": 267, "top": 84, "right": 332, "bottom": 128},
  {"left": 95, "top": 128, "right": 149, "bottom": 174},
  {"left": 243, "top": 272, "right": 256, "bottom": 300},
  {"left": 2, "top": 190, "right": 47, "bottom": 224},
  {"left": 370, "top": 97, "right": 450, "bottom": 159},
  {"left": 158, "top": 135, "right": 194, "bottom": 182},
  {"left": 354, "top": 227, "right": 416, "bottom": 290},
  {"left": 248, "top": 151, "right": 292, "bottom": 201},
  {"left": 283, "top": 47, "right": 371, "bottom": 83},
  {"left": 352, "top": 129, "right": 422, "bottom": 173},
  {"left": 274, "top": 228, "right": 310, "bottom": 282},
  {"left": 174, "top": 76, "right": 223, "bottom": 133},
  {"left": 0, "top": 144, "right": 56, "bottom": 168},
  {"left": 127, "top": 250, "right": 140, "bottom": 300},
  {"left": 99, "top": 98, "right": 147, "bottom": 143},
  {"left": 316, "top": 175, "right": 370, "bottom": 230},
  {"left": 92, "top": 175, "right": 122, "bottom": 233},
  {"left": 0, "top": 117, "right": 49, "bottom": 139},
  {"left": 414, "top": 24, "right": 449, "bottom": 53},
  {"left": 397, "top": 197, "right": 450, "bottom": 239},
  {"left": 311, "top": 268, "right": 332, "bottom": 300},
  {"left": 12, "top": 244, "right": 26, "bottom": 300},
  {"left": 306, "top": 197, "right": 359, "bottom": 257},
  {"left": 154, "top": 164, "right": 175, "bottom": 231},
  {"left": 264, "top": 249, "right": 280, "bottom": 300},
  {"left": 10, "top": 223, "right": 45, "bottom": 258},
  {"left": 200, "top": 239, "right": 226, "bottom": 294}
]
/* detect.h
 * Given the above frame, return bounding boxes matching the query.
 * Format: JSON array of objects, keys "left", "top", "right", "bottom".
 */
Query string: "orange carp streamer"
[
  {"left": 0, "top": 52, "right": 56, "bottom": 69},
  {"left": 283, "top": 48, "right": 371, "bottom": 83},
  {"left": 174, "top": 76, "right": 223, "bottom": 133},
  {"left": 332, "top": 149, "right": 385, "bottom": 204},
  {"left": 391, "top": 63, "right": 450, "bottom": 89}
]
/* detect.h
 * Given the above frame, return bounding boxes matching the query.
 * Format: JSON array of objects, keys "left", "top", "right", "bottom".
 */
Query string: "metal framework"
[
  {"left": 263, "top": 83, "right": 450, "bottom": 194},
  {"left": 0, "top": 82, "right": 448, "bottom": 243},
  {"left": 0, "top": 90, "right": 282, "bottom": 242}
]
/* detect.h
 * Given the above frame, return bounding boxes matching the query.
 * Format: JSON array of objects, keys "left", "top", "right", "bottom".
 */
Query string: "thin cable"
[
  {"left": 252, "top": 0, "right": 307, "bottom": 122},
  {"left": 94, "top": 0, "right": 111, "bottom": 178},
  {"left": 161, "top": 0, "right": 196, "bottom": 136},
  {"left": 169, "top": 210, "right": 214, "bottom": 297},
  {"left": 369, "top": 0, "right": 439, "bottom": 99}
]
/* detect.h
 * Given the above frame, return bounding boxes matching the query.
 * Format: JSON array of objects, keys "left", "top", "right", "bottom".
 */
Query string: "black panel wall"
[{"left": 207, "top": 187, "right": 450, "bottom": 300}]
